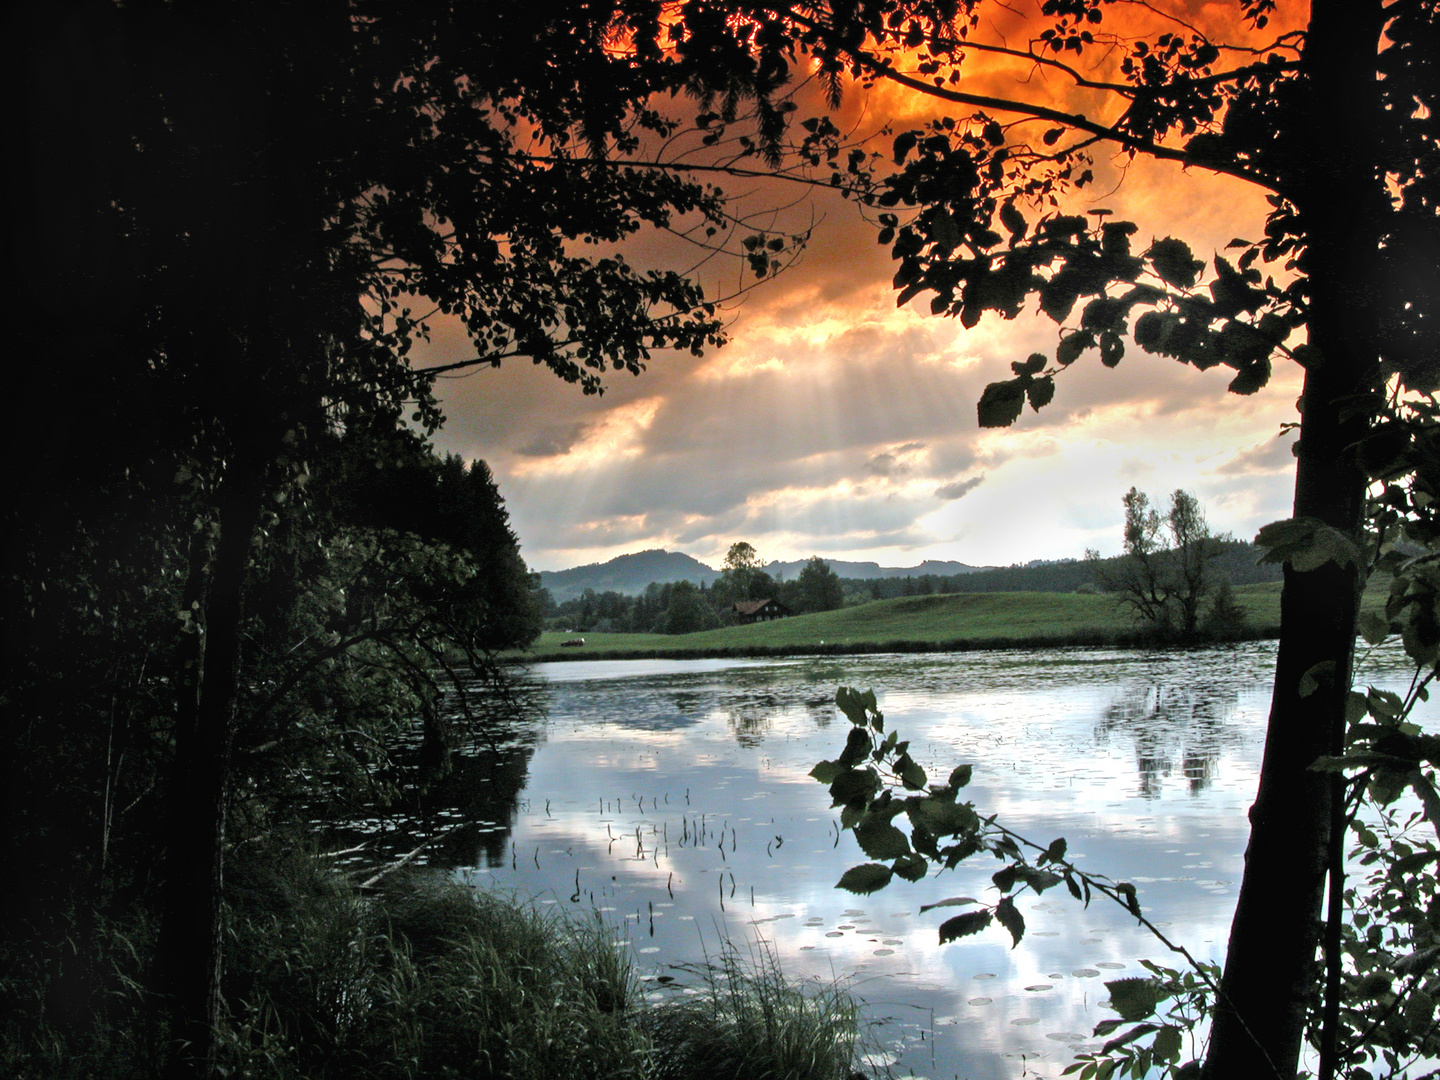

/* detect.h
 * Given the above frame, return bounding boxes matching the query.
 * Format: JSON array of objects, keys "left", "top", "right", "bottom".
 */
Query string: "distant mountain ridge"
[
  {"left": 537, "top": 549, "right": 720, "bottom": 601},
  {"left": 768, "top": 557, "right": 988, "bottom": 581},
  {"left": 537, "top": 549, "right": 989, "bottom": 602}
]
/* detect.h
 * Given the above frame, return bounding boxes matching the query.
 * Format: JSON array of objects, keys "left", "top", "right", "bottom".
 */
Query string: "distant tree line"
[
  {"left": 851, "top": 540, "right": 1279, "bottom": 602},
  {"left": 548, "top": 548, "right": 846, "bottom": 633},
  {"left": 545, "top": 527, "right": 1282, "bottom": 634}
]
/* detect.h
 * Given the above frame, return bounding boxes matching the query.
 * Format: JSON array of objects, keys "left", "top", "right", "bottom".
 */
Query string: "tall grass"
[
  {"left": 0, "top": 906, "right": 159, "bottom": 1080},
  {"left": 1, "top": 852, "right": 865, "bottom": 1080},
  {"left": 641, "top": 943, "right": 861, "bottom": 1080}
]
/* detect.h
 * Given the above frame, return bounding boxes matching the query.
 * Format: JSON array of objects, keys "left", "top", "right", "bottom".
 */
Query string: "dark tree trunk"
[
  {"left": 156, "top": 467, "right": 263, "bottom": 1080},
  {"left": 1202, "top": 2, "right": 1385, "bottom": 1075}
]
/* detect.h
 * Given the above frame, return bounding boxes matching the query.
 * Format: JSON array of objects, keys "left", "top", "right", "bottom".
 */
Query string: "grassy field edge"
[{"left": 511, "top": 583, "right": 1303, "bottom": 662}]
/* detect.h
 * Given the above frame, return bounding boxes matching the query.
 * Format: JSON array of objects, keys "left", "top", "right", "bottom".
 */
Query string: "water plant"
[{"left": 641, "top": 941, "right": 861, "bottom": 1080}]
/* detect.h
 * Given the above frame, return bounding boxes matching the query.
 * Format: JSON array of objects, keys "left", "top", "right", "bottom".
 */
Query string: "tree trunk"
[
  {"left": 157, "top": 467, "right": 262, "bottom": 1080},
  {"left": 1202, "top": 2, "right": 1384, "bottom": 1075}
]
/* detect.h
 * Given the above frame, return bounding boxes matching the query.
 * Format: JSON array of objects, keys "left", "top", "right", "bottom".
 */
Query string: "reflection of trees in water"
[
  {"left": 725, "top": 691, "right": 786, "bottom": 746},
  {"left": 1096, "top": 683, "right": 1239, "bottom": 798},
  {"left": 728, "top": 710, "right": 770, "bottom": 747},
  {"left": 806, "top": 698, "right": 835, "bottom": 729},
  {"left": 322, "top": 674, "right": 550, "bottom": 871}
]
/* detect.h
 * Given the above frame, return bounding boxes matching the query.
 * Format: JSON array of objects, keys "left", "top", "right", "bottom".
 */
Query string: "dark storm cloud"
[
  {"left": 516, "top": 422, "right": 590, "bottom": 458},
  {"left": 866, "top": 452, "right": 902, "bottom": 476}
]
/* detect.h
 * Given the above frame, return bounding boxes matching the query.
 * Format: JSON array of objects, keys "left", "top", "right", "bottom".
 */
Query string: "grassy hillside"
[{"left": 520, "top": 582, "right": 1299, "bottom": 659}]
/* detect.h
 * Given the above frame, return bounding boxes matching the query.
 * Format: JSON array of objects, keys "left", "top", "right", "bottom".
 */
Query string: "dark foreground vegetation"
[
  {"left": 0, "top": 852, "right": 861, "bottom": 1080},
  {"left": 10, "top": 0, "right": 1438, "bottom": 1077}
]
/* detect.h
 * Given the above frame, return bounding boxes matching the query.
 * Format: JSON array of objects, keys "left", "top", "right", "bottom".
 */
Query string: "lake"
[{"left": 323, "top": 641, "right": 1432, "bottom": 1080}]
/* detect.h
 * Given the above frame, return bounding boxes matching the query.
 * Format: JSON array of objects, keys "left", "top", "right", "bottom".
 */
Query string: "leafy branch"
[{"left": 810, "top": 685, "right": 1255, "bottom": 1078}]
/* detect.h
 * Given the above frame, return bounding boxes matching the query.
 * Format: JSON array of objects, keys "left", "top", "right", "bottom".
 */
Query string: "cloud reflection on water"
[{"left": 349, "top": 642, "right": 1432, "bottom": 1080}]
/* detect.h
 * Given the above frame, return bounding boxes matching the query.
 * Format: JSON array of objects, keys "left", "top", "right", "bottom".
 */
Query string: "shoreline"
[{"left": 506, "top": 624, "right": 1282, "bottom": 663}]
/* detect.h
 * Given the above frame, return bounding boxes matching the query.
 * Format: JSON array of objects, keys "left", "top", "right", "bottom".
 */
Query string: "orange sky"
[{"left": 425, "top": 0, "right": 1310, "bottom": 572}]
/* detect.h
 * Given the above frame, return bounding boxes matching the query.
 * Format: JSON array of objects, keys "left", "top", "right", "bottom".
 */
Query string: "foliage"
[
  {"left": 0, "top": 854, "right": 861, "bottom": 1080},
  {"left": 791, "top": 557, "right": 847, "bottom": 614},
  {"left": 11, "top": 2, "right": 853, "bottom": 1066},
  {"left": 716, "top": 541, "right": 779, "bottom": 608},
  {"left": 1090, "top": 488, "right": 1234, "bottom": 639},
  {"left": 641, "top": 943, "right": 861, "bottom": 1080},
  {"left": 781, "top": 0, "right": 1435, "bottom": 1069},
  {"left": 657, "top": 581, "right": 724, "bottom": 635},
  {"left": 811, "top": 686, "right": 1219, "bottom": 1076}
]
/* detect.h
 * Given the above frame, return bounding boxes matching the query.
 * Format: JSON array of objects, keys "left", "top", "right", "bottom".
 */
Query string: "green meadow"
[{"left": 521, "top": 582, "right": 1306, "bottom": 660}]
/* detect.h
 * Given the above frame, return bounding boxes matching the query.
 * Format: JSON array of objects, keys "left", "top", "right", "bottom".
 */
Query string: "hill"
[
  {"left": 537, "top": 549, "right": 991, "bottom": 601},
  {"left": 537, "top": 549, "right": 720, "bottom": 602},
  {"left": 767, "top": 557, "right": 988, "bottom": 580}
]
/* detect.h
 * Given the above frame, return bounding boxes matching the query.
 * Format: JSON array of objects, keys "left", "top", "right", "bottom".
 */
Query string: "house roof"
[{"left": 733, "top": 598, "right": 791, "bottom": 615}]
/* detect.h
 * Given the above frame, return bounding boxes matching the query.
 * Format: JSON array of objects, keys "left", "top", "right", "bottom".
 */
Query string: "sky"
[{"left": 424, "top": 3, "right": 1307, "bottom": 573}]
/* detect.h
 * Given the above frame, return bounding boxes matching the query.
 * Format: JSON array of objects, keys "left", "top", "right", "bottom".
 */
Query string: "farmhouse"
[{"left": 732, "top": 598, "right": 792, "bottom": 624}]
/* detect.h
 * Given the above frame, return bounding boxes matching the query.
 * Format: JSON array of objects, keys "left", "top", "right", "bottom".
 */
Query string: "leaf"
[
  {"left": 920, "top": 896, "right": 979, "bottom": 913},
  {"left": 911, "top": 796, "right": 979, "bottom": 837},
  {"left": 1345, "top": 690, "right": 1370, "bottom": 726},
  {"left": 1017, "top": 866, "right": 1064, "bottom": 894},
  {"left": 1043, "top": 837, "right": 1068, "bottom": 864},
  {"left": 1145, "top": 237, "right": 1204, "bottom": 289},
  {"left": 829, "top": 767, "right": 880, "bottom": 809},
  {"left": 1395, "top": 946, "right": 1440, "bottom": 977},
  {"left": 836, "top": 863, "right": 894, "bottom": 895},
  {"left": 1099, "top": 332, "right": 1124, "bottom": 368},
  {"left": 893, "top": 131, "right": 918, "bottom": 164},
  {"left": 938, "top": 909, "right": 992, "bottom": 944},
  {"left": 1102, "top": 1022, "right": 1160, "bottom": 1054},
  {"left": 1153, "top": 1025, "right": 1183, "bottom": 1062},
  {"left": 897, "top": 755, "right": 928, "bottom": 790},
  {"left": 1059, "top": 330, "right": 1097, "bottom": 369},
  {"left": 1105, "top": 977, "right": 1164, "bottom": 1021},
  {"left": 809, "top": 760, "right": 842, "bottom": 784},
  {"left": 837, "top": 725, "right": 873, "bottom": 769},
  {"left": 1254, "top": 517, "right": 1363, "bottom": 572},
  {"left": 977, "top": 379, "right": 1026, "bottom": 428},
  {"left": 1227, "top": 359, "right": 1270, "bottom": 395},
  {"left": 1115, "top": 881, "right": 1142, "bottom": 917},
  {"left": 1025, "top": 376, "right": 1055, "bottom": 411},
  {"left": 948, "top": 764, "right": 973, "bottom": 789},
  {"left": 893, "top": 853, "right": 929, "bottom": 882},
  {"left": 1298, "top": 660, "right": 1336, "bottom": 698},
  {"left": 999, "top": 202, "right": 1027, "bottom": 240},
  {"left": 835, "top": 686, "right": 870, "bottom": 726},
  {"left": 994, "top": 895, "right": 1025, "bottom": 947},
  {"left": 1359, "top": 611, "right": 1390, "bottom": 645},
  {"left": 855, "top": 820, "right": 912, "bottom": 861},
  {"left": 833, "top": 686, "right": 878, "bottom": 724}
]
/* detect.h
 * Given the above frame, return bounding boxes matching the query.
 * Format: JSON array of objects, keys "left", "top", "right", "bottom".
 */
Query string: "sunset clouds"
[{"left": 425, "top": 4, "right": 1309, "bottom": 572}]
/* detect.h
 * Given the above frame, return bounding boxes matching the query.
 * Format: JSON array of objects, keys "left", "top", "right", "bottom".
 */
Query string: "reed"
[{"left": 642, "top": 942, "right": 862, "bottom": 1080}]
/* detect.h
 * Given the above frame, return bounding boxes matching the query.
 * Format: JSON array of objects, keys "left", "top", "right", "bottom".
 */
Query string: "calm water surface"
[{"left": 335, "top": 642, "right": 1433, "bottom": 1080}]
